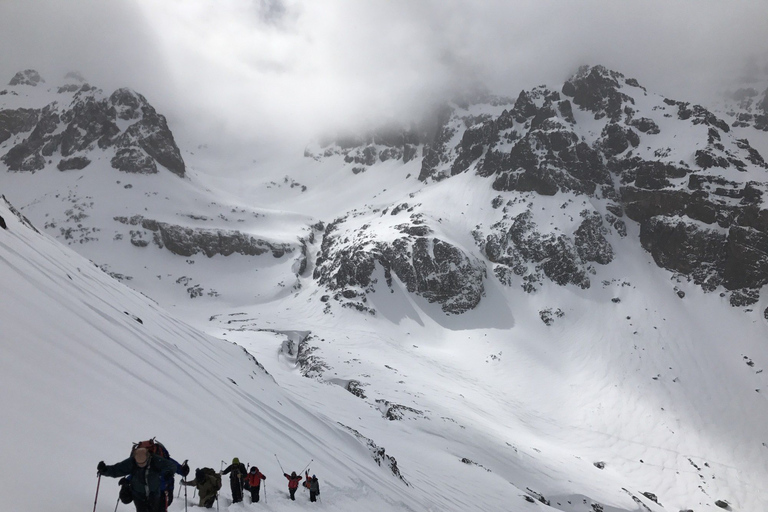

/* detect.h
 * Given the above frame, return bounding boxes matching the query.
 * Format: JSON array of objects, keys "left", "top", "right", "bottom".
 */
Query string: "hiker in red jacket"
[
  {"left": 283, "top": 471, "right": 303, "bottom": 501},
  {"left": 246, "top": 466, "right": 266, "bottom": 503}
]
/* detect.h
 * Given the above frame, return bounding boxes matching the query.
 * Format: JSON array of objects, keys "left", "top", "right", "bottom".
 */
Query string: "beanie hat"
[
  {"left": 232, "top": 457, "right": 239, "bottom": 465},
  {"left": 133, "top": 447, "right": 149, "bottom": 467}
]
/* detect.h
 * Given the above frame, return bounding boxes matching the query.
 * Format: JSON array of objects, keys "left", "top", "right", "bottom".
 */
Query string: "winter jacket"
[
  {"left": 246, "top": 470, "right": 266, "bottom": 487},
  {"left": 284, "top": 473, "right": 303, "bottom": 489},
  {"left": 222, "top": 463, "right": 247, "bottom": 482},
  {"left": 102, "top": 455, "right": 178, "bottom": 498},
  {"left": 309, "top": 477, "right": 320, "bottom": 494},
  {"left": 183, "top": 473, "right": 219, "bottom": 507}
]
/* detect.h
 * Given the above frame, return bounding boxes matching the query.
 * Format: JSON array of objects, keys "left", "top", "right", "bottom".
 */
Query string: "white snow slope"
[{"left": 2, "top": 73, "right": 768, "bottom": 512}]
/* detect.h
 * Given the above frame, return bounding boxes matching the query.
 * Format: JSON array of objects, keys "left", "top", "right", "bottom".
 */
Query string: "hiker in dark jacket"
[
  {"left": 98, "top": 447, "right": 178, "bottom": 512},
  {"left": 246, "top": 466, "right": 267, "bottom": 502},
  {"left": 222, "top": 457, "right": 247, "bottom": 503},
  {"left": 182, "top": 468, "right": 221, "bottom": 508},
  {"left": 307, "top": 472, "right": 320, "bottom": 502},
  {"left": 284, "top": 471, "right": 303, "bottom": 500}
]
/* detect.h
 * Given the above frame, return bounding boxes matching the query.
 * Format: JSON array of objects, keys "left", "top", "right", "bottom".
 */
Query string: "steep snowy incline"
[{"left": 0, "top": 197, "right": 448, "bottom": 512}]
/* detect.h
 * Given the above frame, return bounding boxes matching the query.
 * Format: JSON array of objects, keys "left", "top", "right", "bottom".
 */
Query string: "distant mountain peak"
[
  {"left": 0, "top": 76, "right": 186, "bottom": 177},
  {"left": 8, "top": 69, "right": 45, "bottom": 87}
]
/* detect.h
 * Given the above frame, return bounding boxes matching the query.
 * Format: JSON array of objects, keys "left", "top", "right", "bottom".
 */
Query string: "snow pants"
[
  {"left": 250, "top": 485, "right": 261, "bottom": 502},
  {"left": 230, "top": 478, "right": 243, "bottom": 503}
]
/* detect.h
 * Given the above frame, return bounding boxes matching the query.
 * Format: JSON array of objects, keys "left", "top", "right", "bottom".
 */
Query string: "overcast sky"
[{"left": 2, "top": 0, "right": 767, "bottom": 158}]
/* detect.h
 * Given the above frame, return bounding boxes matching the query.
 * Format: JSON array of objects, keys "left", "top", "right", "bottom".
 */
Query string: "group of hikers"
[{"left": 95, "top": 438, "right": 320, "bottom": 512}]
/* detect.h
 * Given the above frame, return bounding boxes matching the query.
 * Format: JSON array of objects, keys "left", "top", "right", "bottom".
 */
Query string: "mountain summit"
[{"left": 0, "top": 70, "right": 185, "bottom": 176}]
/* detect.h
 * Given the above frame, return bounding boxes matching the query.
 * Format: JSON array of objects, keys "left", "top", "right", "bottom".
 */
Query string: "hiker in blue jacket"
[{"left": 98, "top": 447, "right": 178, "bottom": 512}]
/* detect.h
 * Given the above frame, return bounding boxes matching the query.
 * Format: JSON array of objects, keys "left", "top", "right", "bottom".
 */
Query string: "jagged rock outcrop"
[
  {"left": 308, "top": 65, "right": 768, "bottom": 307},
  {"left": 312, "top": 211, "right": 485, "bottom": 315},
  {"left": 113, "top": 215, "right": 293, "bottom": 258},
  {"left": 8, "top": 65, "right": 767, "bottom": 314},
  {"left": 9, "top": 70, "right": 44, "bottom": 87},
  {"left": 0, "top": 71, "right": 185, "bottom": 176},
  {"left": 482, "top": 208, "right": 614, "bottom": 292}
]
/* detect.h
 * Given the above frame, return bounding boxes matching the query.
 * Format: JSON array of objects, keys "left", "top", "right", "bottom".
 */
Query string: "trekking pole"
[
  {"left": 300, "top": 459, "right": 313, "bottom": 474},
  {"left": 113, "top": 493, "right": 120, "bottom": 512},
  {"left": 264, "top": 482, "right": 267, "bottom": 504},
  {"left": 93, "top": 473, "right": 102, "bottom": 512},
  {"left": 274, "top": 454, "right": 285, "bottom": 473},
  {"left": 183, "top": 478, "right": 188, "bottom": 512}
]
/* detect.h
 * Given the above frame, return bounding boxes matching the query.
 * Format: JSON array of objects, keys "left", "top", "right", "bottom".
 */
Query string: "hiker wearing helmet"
[
  {"left": 246, "top": 466, "right": 267, "bottom": 502},
  {"left": 97, "top": 447, "right": 178, "bottom": 512},
  {"left": 222, "top": 457, "right": 247, "bottom": 503},
  {"left": 283, "top": 471, "right": 303, "bottom": 500}
]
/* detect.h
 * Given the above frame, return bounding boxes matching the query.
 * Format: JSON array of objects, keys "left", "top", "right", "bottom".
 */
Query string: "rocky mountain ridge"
[
  {"left": 0, "top": 69, "right": 185, "bottom": 176},
  {"left": 307, "top": 65, "right": 768, "bottom": 313}
]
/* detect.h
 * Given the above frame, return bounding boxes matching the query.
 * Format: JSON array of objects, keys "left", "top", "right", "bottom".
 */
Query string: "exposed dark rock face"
[
  {"left": 307, "top": 124, "right": 425, "bottom": 175},
  {"left": 111, "top": 148, "right": 157, "bottom": 174},
  {"left": 0, "top": 73, "right": 185, "bottom": 176},
  {"left": 561, "top": 65, "right": 636, "bottom": 121},
  {"left": 57, "top": 156, "right": 91, "bottom": 171},
  {"left": 304, "top": 66, "right": 768, "bottom": 311},
  {"left": 9, "top": 69, "right": 44, "bottom": 86},
  {"left": 312, "top": 212, "right": 485, "bottom": 315},
  {"left": 113, "top": 215, "right": 293, "bottom": 258},
  {"left": 482, "top": 209, "right": 612, "bottom": 291},
  {"left": 640, "top": 217, "right": 727, "bottom": 291}
]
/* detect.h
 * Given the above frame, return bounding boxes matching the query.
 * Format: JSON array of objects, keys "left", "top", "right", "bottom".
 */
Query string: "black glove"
[
  {"left": 118, "top": 477, "right": 127, "bottom": 486},
  {"left": 180, "top": 462, "right": 190, "bottom": 477},
  {"left": 97, "top": 461, "right": 106, "bottom": 474}
]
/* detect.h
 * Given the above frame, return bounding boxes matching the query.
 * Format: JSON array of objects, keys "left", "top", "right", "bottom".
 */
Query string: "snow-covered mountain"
[{"left": 2, "top": 65, "right": 768, "bottom": 512}]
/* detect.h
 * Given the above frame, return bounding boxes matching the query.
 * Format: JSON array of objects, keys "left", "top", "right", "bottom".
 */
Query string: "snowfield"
[{"left": 2, "top": 66, "right": 768, "bottom": 512}]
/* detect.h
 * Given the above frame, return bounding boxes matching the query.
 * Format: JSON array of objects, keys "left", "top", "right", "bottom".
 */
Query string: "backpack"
[
  {"left": 200, "top": 467, "right": 222, "bottom": 491},
  {"left": 130, "top": 438, "right": 179, "bottom": 493},
  {"left": 131, "top": 438, "right": 170, "bottom": 459}
]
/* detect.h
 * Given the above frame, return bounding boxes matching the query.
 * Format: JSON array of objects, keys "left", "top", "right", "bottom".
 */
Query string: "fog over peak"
[{"left": 2, "top": 0, "right": 767, "bottom": 162}]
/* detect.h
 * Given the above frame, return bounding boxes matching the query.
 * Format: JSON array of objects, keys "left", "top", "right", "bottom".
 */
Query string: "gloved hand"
[
  {"left": 97, "top": 461, "right": 106, "bottom": 474},
  {"left": 180, "top": 462, "right": 190, "bottom": 477},
  {"left": 118, "top": 477, "right": 127, "bottom": 485}
]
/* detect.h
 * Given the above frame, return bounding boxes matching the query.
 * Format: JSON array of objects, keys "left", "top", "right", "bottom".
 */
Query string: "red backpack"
[{"left": 131, "top": 438, "right": 171, "bottom": 459}]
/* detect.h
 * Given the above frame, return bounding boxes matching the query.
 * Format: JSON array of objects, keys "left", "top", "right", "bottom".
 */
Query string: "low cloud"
[{"left": 2, "top": 0, "right": 767, "bottom": 160}]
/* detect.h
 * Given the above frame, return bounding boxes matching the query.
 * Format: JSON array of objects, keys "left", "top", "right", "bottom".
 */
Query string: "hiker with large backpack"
[
  {"left": 221, "top": 457, "right": 247, "bottom": 503},
  {"left": 182, "top": 468, "right": 222, "bottom": 508},
  {"left": 97, "top": 447, "right": 178, "bottom": 512},
  {"left": 283, "top": 471, "right": 303, "bottom": 501},
  {"left": 246, "top": 466, "right": 267, "bottom": 503}
]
